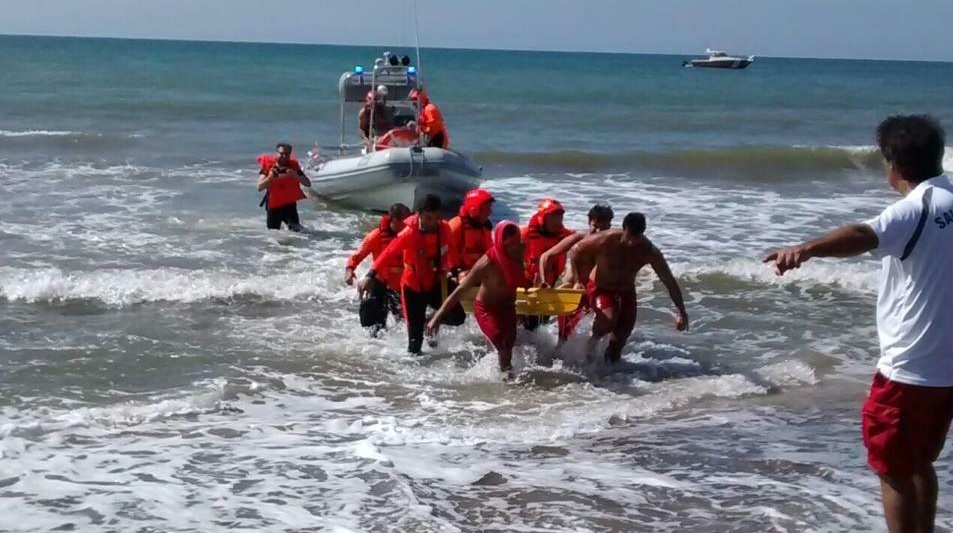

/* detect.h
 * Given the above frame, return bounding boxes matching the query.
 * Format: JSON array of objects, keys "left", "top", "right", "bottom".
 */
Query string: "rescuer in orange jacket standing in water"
[
  {"left": 358, "top": 194, "right": 466, "bottom": 354},
  {"left": 257, "top": 143, "right": 312, "bottom": 232},
  {"left": 521, "top": 198, "right": 574, "bottom": 331},
  {"left": 345, "top": 203, "right": 412, "bottom": 335},
  {"left": 448, "top": 189, "right": 495, "bottom": 279}
]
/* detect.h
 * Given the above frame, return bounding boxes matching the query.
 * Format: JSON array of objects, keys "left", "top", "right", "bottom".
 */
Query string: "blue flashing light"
[
  {"left": 407, "top": 66, "right": 417, "bottom": 75},
  {"left": 354, "top": 65, "right": 364, "bottom": 74}
]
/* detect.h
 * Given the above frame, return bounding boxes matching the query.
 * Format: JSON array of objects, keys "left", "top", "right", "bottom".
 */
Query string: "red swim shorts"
[
  {"left": 587, "top": 280, "right": 636, "bottom": 325},
  {"left": 862, "top": 372, "right": 953, "bottom": 476},
  {"left": 474, "top": 299, "right": 517, "bottom": 353}
]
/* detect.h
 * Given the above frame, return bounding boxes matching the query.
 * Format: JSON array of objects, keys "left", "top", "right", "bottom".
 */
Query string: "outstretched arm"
[
  {"left": 358, "top": 229, "right": 410, "bottom": 296},
  {"left": 345, "top": 230, "right": 380, "bottom": 285},
  {"left": 427, "top": 257, "right": 488, "bottom": 335},
  {"left": 649, "top": 246, "right": 688, "bottom": 331},
  {"left": 763, "top": 224, "right": 878, "bottom": 276},
  {"left": 570, "top": 234, "right": 599, "bottom": 289},
  {"left": 539, "top": 232, "right": 582, "bottom": 287}
]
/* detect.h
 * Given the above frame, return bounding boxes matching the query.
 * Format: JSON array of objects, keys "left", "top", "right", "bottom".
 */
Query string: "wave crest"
[
  {"left": 0, "top": 267, "right": 323, "bottom": 306},
  {"left": 474, "top": 144, "right": 953, "bottom": 179}
]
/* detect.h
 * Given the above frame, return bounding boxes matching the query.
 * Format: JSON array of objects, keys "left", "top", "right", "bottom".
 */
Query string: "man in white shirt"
[{"left": 765, "top": 115, "right": 953, "bottom": 533}]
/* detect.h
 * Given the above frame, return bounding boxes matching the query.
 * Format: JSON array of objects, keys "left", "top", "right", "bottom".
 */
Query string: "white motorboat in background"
[
  {"left": 306, "top": 52, "right": 482, "bottom": 213},
  {"left": 683, "top": 49, "right": 755, "bottom": 69}
]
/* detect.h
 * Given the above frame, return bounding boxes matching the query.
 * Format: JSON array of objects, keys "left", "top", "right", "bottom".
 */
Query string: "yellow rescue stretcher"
[{"left": 460, "top": 287, "right": 585, "bottom": 316}]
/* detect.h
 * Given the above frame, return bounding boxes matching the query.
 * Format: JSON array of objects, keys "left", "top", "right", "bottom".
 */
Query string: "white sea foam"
[
  {"left": 0, "top": 130, "right": 81, "bottom": 137},
  {"left": 0, "top": 267, "right": 327, "bottom": 305},
  {"left": 675, "top": 257, "right": 880, "bottom": 294},
  {"left": 0, "top": 361, "right": 893, "bottom": 532},
  {"left": 0, "top": 146, "right": 929, "bottom": 531}
]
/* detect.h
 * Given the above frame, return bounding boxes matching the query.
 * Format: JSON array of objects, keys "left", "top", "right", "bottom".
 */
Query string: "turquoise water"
[
  {"left": 4, "top": 35, "right": 953, "bottom": 162},
  {"left": 2, "top": 35, "right": 953, "bottom": 531}
]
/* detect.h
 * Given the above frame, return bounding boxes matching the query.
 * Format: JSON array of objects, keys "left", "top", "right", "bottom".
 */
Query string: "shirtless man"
[
  {"left": 539, "top": 203, "right": 614, "bottom": 288},
  {"left": 539, "top": 204, "right": 614, "bottom": 341},
  {"left": 427, "top": 221, "right": 526, "bottom": 377},
  {"left": 570, "top": 212, "right": 689, "bottom": 363}
]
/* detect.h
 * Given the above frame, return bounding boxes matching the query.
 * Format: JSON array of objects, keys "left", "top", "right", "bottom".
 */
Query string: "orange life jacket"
[
  {"left": 523, "top": 223, "right": 574, "bottom": 286},
  {"left": 448, "top": 215, "right": 492, "bottom": 271},
  {"left": 346, "top": 215, "right": 404, "bottom": 291},
  {"left": 258, "top": 154, "right": 306, "bottom": 209},
  {"left": 402, "top": 221, "right": 455, "bottom": 292},
  {"left": 372, "top": 219, "right": 457, "bottom": 293},
  {"left": 420, "top": 103, "right": 449, "bottom": 148}
]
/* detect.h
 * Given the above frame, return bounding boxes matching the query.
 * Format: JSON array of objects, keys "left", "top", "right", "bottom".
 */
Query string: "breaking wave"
[{"left": 475, "top": 144, "right": 953, "bottom": 178}]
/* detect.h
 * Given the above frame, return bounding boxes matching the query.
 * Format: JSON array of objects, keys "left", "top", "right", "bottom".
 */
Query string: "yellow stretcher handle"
[{"left": 460, "top": 287, "right": 585, "bottom": 317}]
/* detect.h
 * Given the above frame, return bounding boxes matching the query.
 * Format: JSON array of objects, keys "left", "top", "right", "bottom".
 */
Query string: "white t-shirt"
[{"left": 864, "top": 175, "right": 953, "bottom": 387}]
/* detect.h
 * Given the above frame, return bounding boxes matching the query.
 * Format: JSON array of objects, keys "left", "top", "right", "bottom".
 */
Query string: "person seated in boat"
[
  {"left": 345, "top": 202, "right": 412, "bottom": 336},
  {"left": 570, "top": 213, "right": 688, "bottom": 363},
  {"left": 538, "top": 203, "right": 615, "bottom": 342},
  {"left": 358, "top": 86, "right": 394, "bottom": 150},
  {"left": 358, "top": 194, "right": 466, "bottom": 354},
  {"left": 428, "top": 221, "right": 527, "bottom": 379},
  {"left": 448, "top": 189, "right": 495, "bottom": 280},
  {"left": 410, "top": 88, "right": 449, "bottom": 149},
  {"left": 521, "top": 198, "right": 574, "bottom": 331},
  {"left": 256, "top": 143, "right": 312, "bottom": 232}
]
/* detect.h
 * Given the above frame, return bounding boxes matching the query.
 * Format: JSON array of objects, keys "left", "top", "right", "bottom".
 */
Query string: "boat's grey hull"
[{"left": 308, "top": 147, "right": 482, "bottom": 212}]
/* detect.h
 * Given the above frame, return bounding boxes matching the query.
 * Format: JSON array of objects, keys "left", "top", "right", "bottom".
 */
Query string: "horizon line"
[{"left": 2, "top": 32, "right": 952, "bottom": 64}]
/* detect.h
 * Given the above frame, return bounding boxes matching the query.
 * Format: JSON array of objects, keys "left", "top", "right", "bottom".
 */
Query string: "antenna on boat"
[
  {"left": 413, "top": 0, "right": 423, "bottom": 88},
  {"left": 412, "top": 0, "right": 425, "bottom": 147}
]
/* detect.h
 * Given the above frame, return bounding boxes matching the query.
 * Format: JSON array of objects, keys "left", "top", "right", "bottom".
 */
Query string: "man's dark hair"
[
  {"left": 588, "top": 204, "right": 614, "bottom": 223},
  {"left": 877, "top": 115, "right": 945, "bottom": 183},
  {"left": 276, "top": 142, "right": 293, "bottom": 153},
  {"left": 501, "top": 224, "right": 519, "bottom": 240},
  {"left": 417, "top": 194, "right": 442, "bottom": 213},
  {"left": 389, "top": 202, "right": 410, "bottom": 219},
  {"left": 622, "top": 212, "right": 646, "bottom": 236}
]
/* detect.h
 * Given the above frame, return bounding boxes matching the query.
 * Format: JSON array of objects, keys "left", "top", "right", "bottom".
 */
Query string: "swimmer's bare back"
[{"left": 572, "top": 229, "right": 689, "bottom": 331}]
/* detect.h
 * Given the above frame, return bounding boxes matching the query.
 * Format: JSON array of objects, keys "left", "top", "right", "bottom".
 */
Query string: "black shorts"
[
  {"left": 267, "top": 204, "right": 302, "bottom": 231},
  {"left": 427, "top": 132, "right": 447, "bottom": 149}
]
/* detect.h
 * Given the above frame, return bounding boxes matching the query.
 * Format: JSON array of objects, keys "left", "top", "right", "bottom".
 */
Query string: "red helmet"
[
  {"left": 536, "top": 198, "right": 564, "bottom": 216},
  {"left": 528, "top": 198, "right": 565, "bottom": 230},
  {"left": 461, "top": 189, "right": 494, "bottom": 218}
]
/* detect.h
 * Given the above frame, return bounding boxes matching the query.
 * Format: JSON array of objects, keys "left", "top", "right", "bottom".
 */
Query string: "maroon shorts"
[
  {"left": 862, "top": 372, "right": 953, "bottom": 476},
  {"left": 474, "top": 299, "right": 517, "bottom": 353}
]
